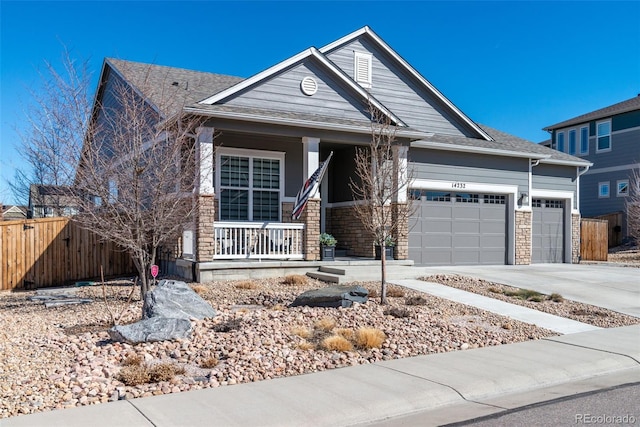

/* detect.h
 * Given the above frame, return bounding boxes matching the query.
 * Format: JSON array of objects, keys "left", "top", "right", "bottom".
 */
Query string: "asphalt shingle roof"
[{"left": 544, "top": 95, "right": 640, "bottom": 130}]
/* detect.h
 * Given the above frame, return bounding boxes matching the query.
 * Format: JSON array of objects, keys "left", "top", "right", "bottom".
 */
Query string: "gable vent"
[
  {"left": 300, "top": 77, "right": 318, "bottom": 96},
  {"left": 354, "top": 52, "right": 372, "bottom": 88}
]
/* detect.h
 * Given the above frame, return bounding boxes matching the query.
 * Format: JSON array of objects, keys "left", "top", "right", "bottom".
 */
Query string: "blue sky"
[{"left": 1, "top": 1, "right": 639, "bottom": 203}]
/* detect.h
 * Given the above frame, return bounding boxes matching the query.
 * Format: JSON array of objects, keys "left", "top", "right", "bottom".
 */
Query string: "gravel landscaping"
[{"left": 1, "top": 276, "right": 557, "bottom": 419}]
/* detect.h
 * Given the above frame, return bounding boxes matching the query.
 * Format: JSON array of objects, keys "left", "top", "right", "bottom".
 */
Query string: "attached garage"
[
  {"left": 532, "top": 199, "right": 565, "bottom": 263},
  {"left": 409, "top": 191, "right": 507, "bottom": 266}
]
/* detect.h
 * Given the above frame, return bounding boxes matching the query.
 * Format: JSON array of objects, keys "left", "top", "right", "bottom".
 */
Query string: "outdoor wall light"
[{"left": 519, "top": 192, "right": 529, "bottom": 204}]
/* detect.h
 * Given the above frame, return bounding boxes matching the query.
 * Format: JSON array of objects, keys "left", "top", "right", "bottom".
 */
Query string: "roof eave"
[{"left": 411, "top": 140, "right": 551, "bottom": 160}]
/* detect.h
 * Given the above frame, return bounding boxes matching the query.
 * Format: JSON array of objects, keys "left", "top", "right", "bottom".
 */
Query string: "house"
[
  {"left": 28, "top": 184, "right": 82, "bottom": 218},
  {"left": 89, "top": 26, "right": 590, "bottom": 280},
  {"left": 543, "top": 95, "right": 640, "bottom": 243},
  {"left": 2, "top": 205, "right": 27, "bottom": 221}
]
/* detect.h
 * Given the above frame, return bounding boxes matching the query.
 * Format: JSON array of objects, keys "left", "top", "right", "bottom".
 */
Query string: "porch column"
[
  {"left": 195, "top": 126, "right": 215, "bottom": 262},
  {"left": 392, "top": 145, "right": 409, "bottom": 260},
  {"left": 301, "top": 137, "right": 320, "bottom": 261}
]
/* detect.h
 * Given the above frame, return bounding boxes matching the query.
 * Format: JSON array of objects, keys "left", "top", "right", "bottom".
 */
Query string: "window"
[
  {"left": 596, "top": 120, "right": 611, "bottom": 152},
  {"left": 598, "top": 182, "right": 610, "bottom": 198},
  {"left": 580, "top": 126, "right": 589, "bottom": 154},
  {"left": 456, "top": 193, "right": 479, "bottom": 203},
  {"left": 353, "top": 52, "right": 372, "bottom": 88},
  {"left": 568, "top": 129, "right": 576, "bottom": 155},
  {"left": 218, "top": 150, "right": 283, "bottom": 221},
  {"left": 484, "top": 194, "right": 506, "bottom": 205},
  {"left": 425, "top": 191, "right": 451, "bottom": 202},
  {"left": 556, "top": 131, "right": 565, "bottom": 152},
  {"left": 617, "top": 180, "right": 629, "bottom": 197}
]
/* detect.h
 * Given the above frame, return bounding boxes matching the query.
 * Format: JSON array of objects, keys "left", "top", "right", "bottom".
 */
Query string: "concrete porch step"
[
  {"left": 306, "top": 271, "right": 342, "bottom": 283},
  {"left": 307, "top": 263, "right": 416, "bottom": 284}
]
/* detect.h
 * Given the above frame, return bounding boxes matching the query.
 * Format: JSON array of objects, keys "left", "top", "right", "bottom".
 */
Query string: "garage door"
[
  {"left": 408, "top": 191, "right": 507, "bottom": 266},
  {"left": 532, "top": 199, "right": 564, "bottom": 263}
]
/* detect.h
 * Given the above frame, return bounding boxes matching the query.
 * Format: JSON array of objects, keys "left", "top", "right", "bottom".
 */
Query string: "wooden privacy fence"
[
  {"left": 594, "top": 212, "right": 624, "bottom": 248},
  {"left": 0, "top": 218, "right": 135, "bottom": 291},
  {"left": 580, "top": 218, "right": 609, "bottom": 261}
]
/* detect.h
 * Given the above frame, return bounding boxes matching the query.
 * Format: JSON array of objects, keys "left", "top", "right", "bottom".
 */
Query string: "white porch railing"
[{"left": 213, "top": 221, "right": 305, "bottom": 260}]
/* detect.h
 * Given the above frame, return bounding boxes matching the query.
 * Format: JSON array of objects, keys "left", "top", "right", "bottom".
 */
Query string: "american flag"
[{"left": 291, "top": 151, "right": 333, "bottom": 220}]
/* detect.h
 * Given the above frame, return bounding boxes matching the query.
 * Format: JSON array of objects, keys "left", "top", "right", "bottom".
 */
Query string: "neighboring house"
[
  {"left": 2, "top": 205, "right": 28, "bottom": 221},
  {"left": 543, "top": 95, "right": 640, "bottom": 242},
  {"left": 28, "top": 185, "right": 82, "bottom": 218},
  {"left": 88, "top": 26, "right": 590, "bottom": 280}
]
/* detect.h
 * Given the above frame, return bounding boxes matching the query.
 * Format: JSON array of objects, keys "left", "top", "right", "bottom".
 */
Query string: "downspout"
[{"left": 576, "top": 164, "right": 591, "bottom": 213}]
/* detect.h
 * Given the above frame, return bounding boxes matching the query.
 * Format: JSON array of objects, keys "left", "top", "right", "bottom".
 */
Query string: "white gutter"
[{"left": 411, "top": 140, "right": 551, "bottom": 160}]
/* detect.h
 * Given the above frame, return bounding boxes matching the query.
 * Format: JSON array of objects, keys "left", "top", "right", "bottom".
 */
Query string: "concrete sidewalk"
[
  {"left": 3, "top": 325, "right": 638, "bottom": 427},
  {"left": 392, "top": 279, "right": 600, "bottom": 334}
]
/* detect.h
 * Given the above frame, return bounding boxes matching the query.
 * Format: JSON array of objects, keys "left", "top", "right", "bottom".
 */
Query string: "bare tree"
[
  {"left": 74, "top": 65, "right": 205, "bottom": 302},
  {"left": 627, "top": 169, "right": 640, "bottom": 244},
  {"left": 9, "top": 48, "right": 92, "bottom": 206},
  {"left": 16, "top": 51, "right": 205, "bottom": 309},
  {"left": 349, "top": 108, "right": 414, "bottom": 304}
]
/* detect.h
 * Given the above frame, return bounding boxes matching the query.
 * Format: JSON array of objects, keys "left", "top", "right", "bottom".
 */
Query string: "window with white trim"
[
  {"left": 596, "top": 120, "right": 611, "bottom": 152},
  {"left": 598, "top": 181, "right": 610, "bottom": 198},
  {"left": 580, "top": 126, "right": 589, "bottom": 155},
  {"left": 354, "top": 52, "right": 372, "bottom": 88},
  {"left": 617, "top": 180, "right": 629, "bottom": 197},
  {"left": 568, "top": 129, "right": 576, "bottom": 155},
  {"left": 217, "top": 149, "right": 283, "bottom": 221},
  {"left": 556, "top": 131, "right": 565, "bottom": 152}
]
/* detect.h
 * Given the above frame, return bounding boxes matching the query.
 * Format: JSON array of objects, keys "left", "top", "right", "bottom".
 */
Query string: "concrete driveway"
[{"left": 411, "top": 264, "right": 640, "bottom": 317}]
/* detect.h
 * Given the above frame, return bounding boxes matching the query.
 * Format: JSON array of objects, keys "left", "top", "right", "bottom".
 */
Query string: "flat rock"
[
  {"left": 143, "top": 280, "right": 217, "bottom": 320},
  {"left": 290, "top": 285, "right": 369, "bottom": 308},
  {"left": 108, "top": 317, "right": 192, "bottom": 344}
]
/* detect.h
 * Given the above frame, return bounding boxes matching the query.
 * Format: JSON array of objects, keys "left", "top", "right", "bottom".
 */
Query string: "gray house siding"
[
  {"left": 221, "top": 59, "right": 369, "bottom": 122},
  {"left": 410, "top": 149, "right": 529, "bottom": 195},
  {"left": 580, "top": 169, "right": 634, "bottom": 218},
  {"left": 324, "top": 37, "right": 474, "bottom": 137},
  {"left": 532, "top": 164, "right": 578, "bottom": 208}
]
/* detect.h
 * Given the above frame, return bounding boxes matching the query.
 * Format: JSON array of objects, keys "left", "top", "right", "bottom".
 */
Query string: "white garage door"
[
  {"left": 408, "top": 191, "right": 507, "bottom": 266},
  {"left": 532, "top": 199, "right": 564, "bottom": 263}
]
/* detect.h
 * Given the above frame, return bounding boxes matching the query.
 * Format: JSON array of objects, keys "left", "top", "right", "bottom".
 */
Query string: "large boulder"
[
  {"left": 143, "top": 280, "right": 217, "bottom": 320},
  {"left": 290, "top": 285, "right": 369, "bottom": 308},
  {"left": 109, "top": 280, "right": 216, "bottom": 344},
  {"left": 109, "top": 317, "right": 192, "bottom": 344}
]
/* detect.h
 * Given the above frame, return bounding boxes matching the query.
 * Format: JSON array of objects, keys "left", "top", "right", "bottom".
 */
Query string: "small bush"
[
  {"left": 355, "top": 328, "right": 386, "bottom": 349},
  {"left": 549, "top": 293, "right": 564, "bottom": 303},
  {"left": 148, "top": 363, "right": 185, "bottom": 383},
  {"left": 314, "top": 317, "right": 336, "bottom": 332},
  {"left": 200, "top": 357, "right": 219, "bottom": 369},
  {"left": 367, "top": 288, "right": 379, "bottom": 298},
  {"left": 502, "top": 323, "right": 513, "bottom": 330},
  {"left": 290, "top": 326, "right": 312, "bottom": 339},
  {"left": 528, "top": 295, "right": 544, "bottom": 303},
  {"left": 117, "top": 365, "right": 150, "bottom": 386},
  {"left": 121, "top": 354, "right": 142, "bottom": 366},
  {"left": 271, "top": 304, "right": 286, "bottom": 311},
  {"left": 234, "top": 281, "right": 258, "bottom": 290},
  {"left": 334, "top": 328, "right": 355, "bottom": 341},
  {"left": 384, "top": 307, "right": 411, "bottom": 318},
  {"left": 297, "top": 341, "right": 315, "bottom": 351},
  {"left": 191, "top": 284, "right": 208, "bottom": 296},
  {"left": 320, "top": 335, "right": 353, "bottom": 352},
  {"left": 504, "top": 288, "right": 544, "bottom": 301},
  {"left": 212, "top": 318, "right": 243, "bottom": 333},
  {"left": 405, "top": 295, "right": 428, "bottom": 306},
  {"left": 386, "top": 286, "right": 405, "bottom": 298},
  {"left": 282, "top": 275, "right": 308, "bottom": 286},
  {"left": 487, "top": 286, "right": 502, "bottom": 294}
]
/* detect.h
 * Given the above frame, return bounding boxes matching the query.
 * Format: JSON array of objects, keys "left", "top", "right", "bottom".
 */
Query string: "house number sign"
[{"left": 451, "top": 182, "right": 466, "bottom": 189}]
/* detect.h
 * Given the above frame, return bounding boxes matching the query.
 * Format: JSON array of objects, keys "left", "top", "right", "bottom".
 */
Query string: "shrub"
[
  {"left": 319, "top": 233, "right": 337, "bottom": 247},
  {"left": 386, "top": 286, "right": 405, "bottom": 298},
  {"left": 355, "top": 328, "right": 386, "bottom": 349},
  {"left": 290, "top": 326, "right": 312, "bottom": 339},
  {"left": 487, "top": 286, "right": 502, "bottom": 294},
  {"left": 502, "top": 323, "right": 513, "bottom": 330},
  {"left": 148, "top": 363, "right": 185, "bottom": 383},
  {"left": 549, "top": 293, "right": 564, "bottom": 303},
  {"left": 320, "top": 335, "right": 353, "bottom": 352},
  {"left": 282, "top": 275, "right": 308, "bottom": 286},
  {"left": 334, "top": 328, "right": 355, "bottom": 341},
  {"left": 190, "top": 284, "right": 208, "bottom": 296},
  {"left": 200, "top": 357, "right": 219, "bottom": 369},
  {"left": 405, "top": 295, "right": 428, "bottom": 306},
  {"left": 121, "top": 354, "right": 142, "bottom": 366},
  {"left": 297, "top": 341, "right": 315, "bottom": 351},
  {"left": 117, "top": 365, "right": 150, "bottom": 386},
  {"left": 212, "top": 318, "right": 243, "bottom": 333},
  {"left": 314, "top": 317, "right": 336, "bottom": 332},
  {"left": 234, "top": 281, "right": 258, "bottom": 290},
  {"left": 504, "top": 288, "right": 544, "bottom": 301},
  {"left": 367, "top": 288, "right": 379, "bottom": 298}
]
